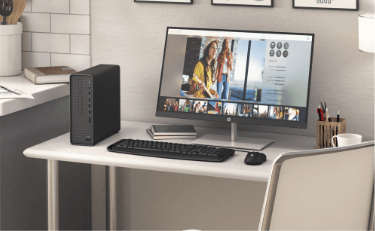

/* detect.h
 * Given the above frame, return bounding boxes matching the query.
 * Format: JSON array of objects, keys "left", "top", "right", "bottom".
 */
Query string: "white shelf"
[{"left": 0, "top": 74, "right": 69, "bottom": 116}]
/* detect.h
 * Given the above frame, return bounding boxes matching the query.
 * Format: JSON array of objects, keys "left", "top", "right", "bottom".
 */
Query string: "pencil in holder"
[{"left": 317, "top": 118, "right": 346, "bottom": 149}]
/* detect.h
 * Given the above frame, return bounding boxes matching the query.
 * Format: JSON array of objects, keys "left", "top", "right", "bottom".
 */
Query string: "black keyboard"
[{"left": 107, "top": 139, "right": 235, "bottom": 162}]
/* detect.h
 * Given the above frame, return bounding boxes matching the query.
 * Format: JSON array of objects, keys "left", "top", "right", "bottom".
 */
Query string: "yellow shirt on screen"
[{"left": 192, "top": 61, "right": 213, "bottom": 98}]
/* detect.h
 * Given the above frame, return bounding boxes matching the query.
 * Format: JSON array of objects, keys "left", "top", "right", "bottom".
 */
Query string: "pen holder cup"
[
  {"left": 0, "top": 22, "right": 22, "bottom": 77},
  {"left": 317, "top": 118, "right": 346, "bottom": 149}
]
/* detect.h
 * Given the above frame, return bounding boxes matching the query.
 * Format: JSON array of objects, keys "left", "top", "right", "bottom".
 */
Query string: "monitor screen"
[{"left": 156, "top": 27, "right": 314, "bottom": 128}]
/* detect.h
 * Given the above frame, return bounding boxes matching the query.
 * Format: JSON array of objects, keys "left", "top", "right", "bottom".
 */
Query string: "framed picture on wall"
[
  {"left": 134, "top": 0, "right": 192, "bottom": 3},
  {"left": 211, "top": 0, "right": 273, "bottom": 7},
  {"left": 293, "top": 0, "right": 358, "bottom": 11}
]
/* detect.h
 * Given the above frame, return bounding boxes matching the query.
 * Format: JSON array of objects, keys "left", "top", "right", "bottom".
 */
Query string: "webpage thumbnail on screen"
[{"left": 158, "top": 28, "right": 312, "bottom": 123}]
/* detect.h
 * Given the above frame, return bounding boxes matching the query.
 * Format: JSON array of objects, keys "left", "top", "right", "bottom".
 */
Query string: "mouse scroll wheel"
[{"left": 251, "top": 154, "right": 254, "bottom": 157}]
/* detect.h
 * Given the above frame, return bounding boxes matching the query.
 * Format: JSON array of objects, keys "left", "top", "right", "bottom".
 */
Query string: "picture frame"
[
  {"left": 211, "top": 0, "right": 273, "bottom": 7},
  {"left": 134, "top": 0, "right": 192, "bottom": 4},
  {"left": 293, "top": 0, "right": 358, "bottom": 11}
]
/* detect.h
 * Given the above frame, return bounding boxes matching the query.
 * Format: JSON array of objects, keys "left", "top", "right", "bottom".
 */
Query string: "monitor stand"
[{"left": 192, "top": 123, "right": 273, "bottom": 151}]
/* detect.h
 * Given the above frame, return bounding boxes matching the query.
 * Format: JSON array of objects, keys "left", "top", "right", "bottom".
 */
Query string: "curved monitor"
[{"left": 156, "top": 27, "right": 314, "bottom": 129}]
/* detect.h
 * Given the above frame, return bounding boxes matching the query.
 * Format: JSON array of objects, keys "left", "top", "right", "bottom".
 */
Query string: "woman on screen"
[
  {"left": 183, "top": 100, "right": 190, "bottom": 112},
  {"left": 191, "top": 39, "right": 219, "bottom": 99},
  {"left": 194, "top": 102, "right": 201, "bottom": 113},
  {"left": 164, "top": 99, "right": 169, "bottom": 111},
  {"left": 216, "top": 39, "right": 234, "bottom": 100},
  {"left": 215, "top": 102, "right": 221, "bottom": 114}
]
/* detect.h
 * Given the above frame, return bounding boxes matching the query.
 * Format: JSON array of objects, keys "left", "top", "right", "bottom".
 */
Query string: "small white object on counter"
[{"left": 0, "top": 84, "right": 34, "bottom": 99}]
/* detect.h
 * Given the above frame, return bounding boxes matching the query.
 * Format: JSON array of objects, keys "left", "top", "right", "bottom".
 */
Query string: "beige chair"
[{"left": 259, "top": 141, "right": 374, "bottom": 231}]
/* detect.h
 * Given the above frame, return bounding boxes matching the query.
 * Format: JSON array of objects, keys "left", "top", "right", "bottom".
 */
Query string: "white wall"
[
  {"left": 90, "top": 1, "right": 374, "bottom": 230},
  {"left": 91, "top": 0, "right": 374, "bottom": 140}
]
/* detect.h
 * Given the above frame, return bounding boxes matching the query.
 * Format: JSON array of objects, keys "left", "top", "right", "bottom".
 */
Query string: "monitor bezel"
[{"left": 155, "top": 27, "right": 315, "bottom": 129}]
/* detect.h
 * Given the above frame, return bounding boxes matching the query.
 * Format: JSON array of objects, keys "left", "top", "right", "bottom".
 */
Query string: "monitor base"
[{"left": 192, "top": 134, "right": 273, "bottom": 151}]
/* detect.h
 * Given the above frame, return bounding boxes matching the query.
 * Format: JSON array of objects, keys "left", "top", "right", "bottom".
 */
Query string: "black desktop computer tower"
[{"left": 70, "top": 64, "right": 120, "bottom": 146}]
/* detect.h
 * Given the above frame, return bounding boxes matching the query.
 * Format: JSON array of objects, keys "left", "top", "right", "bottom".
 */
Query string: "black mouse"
[{"left": 244, "top": 152, "right": 267, "bottom": 165}]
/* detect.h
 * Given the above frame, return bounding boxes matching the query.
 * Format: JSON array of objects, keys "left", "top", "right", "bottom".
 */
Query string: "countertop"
[{"left": 0, "top": 74, "right": 69, "bottom": 116}]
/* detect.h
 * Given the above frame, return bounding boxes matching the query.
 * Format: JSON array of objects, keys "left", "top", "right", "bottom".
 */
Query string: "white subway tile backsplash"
[
  {"left": 21, "top": 13, "right": 50, "bottom": 32},
  {"left": 24, "top": 0, "right": 32, "bottom": 13},
  {"left": 51, "top": 53, "right": 91, "bottom": 71},
  {"left": 32, "top": 33, "right": 70, "bottom": 53},
  {"left": 22, "top": 52, "right": 51, "bottom": 69},
  {"left": 71, "top": 35, "right": 90, "bottom": 55},
  {"left": 32, "top": 0, "right": 70, "bottom": 14},
  {"left": 22, "top": 32, "right": 32, "bottom": 51},
  {"left": 70, "top": 0, "right": 90, "bottom": 15},
  {"left": 21, "top": 0, "right": 91, "bottom": 73},
  {"left": 51, "top": 14, "right": 90, "bottom": 34}
]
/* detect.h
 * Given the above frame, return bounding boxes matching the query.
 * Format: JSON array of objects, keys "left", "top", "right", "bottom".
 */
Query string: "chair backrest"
[{"left": 259, "top": 141, "right": 374, "bottom": 231}]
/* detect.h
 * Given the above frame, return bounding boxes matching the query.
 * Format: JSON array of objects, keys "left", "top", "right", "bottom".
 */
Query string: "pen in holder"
[{"left": 317, "top": 117, "right": 346, "bottom": 149}]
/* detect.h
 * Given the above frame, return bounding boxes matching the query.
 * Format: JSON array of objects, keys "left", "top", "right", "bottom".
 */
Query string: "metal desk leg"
[
  {"left": 48, "top": 160, "right": 59, "bottom": 231},
  {"left": 109, "top": 166, "right": 117, "bottom": 230}
]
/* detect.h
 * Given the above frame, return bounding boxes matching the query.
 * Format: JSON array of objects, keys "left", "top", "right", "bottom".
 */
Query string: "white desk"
[{"left": 24, "top": 120, "right": 317, "bottom": 230}]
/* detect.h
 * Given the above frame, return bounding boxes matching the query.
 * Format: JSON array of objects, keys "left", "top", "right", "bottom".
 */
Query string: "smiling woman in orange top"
[{"left": 191, "top": 39, "right": 219, "bottom": 99}]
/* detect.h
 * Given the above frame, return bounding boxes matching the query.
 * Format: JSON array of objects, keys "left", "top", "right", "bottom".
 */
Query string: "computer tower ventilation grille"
[{"left": 70, "top": 76, "right": 93, "bottom": 145}]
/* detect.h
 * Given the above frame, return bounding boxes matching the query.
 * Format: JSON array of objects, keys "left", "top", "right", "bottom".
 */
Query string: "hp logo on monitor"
[{"left": 227, "top": 117, "right": 231, "bottom": 122}]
